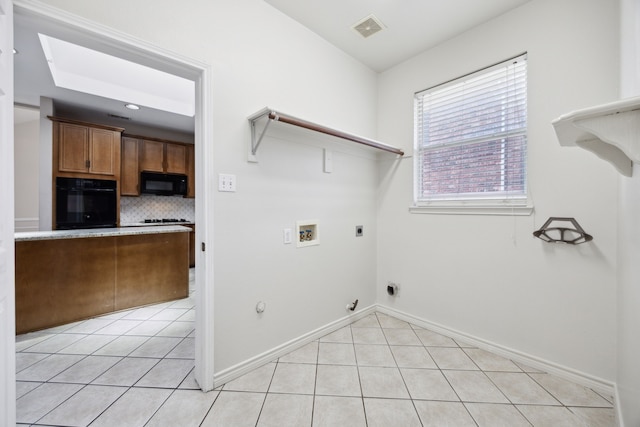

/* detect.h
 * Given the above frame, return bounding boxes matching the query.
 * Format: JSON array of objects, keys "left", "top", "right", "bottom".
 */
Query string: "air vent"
[
  {"left": 107, "top": 113, "right": 131, "bottom": 120},
  {"left": 352, "top": 14, "right": 385, "bottom": 38}
]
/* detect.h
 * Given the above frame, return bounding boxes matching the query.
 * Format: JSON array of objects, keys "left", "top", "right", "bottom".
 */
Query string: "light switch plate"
[
  {"left": 283, "top": 228, "right": 292, "bottom": 244},
  {"left": 218, "top": 174, "right": 236, "bottom": 192},
  {"left": 323, "top": 149, "right": 333, "bottom": 173}
]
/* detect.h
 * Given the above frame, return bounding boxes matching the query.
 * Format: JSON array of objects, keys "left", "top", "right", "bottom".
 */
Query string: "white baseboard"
[
  {"left": 14, "top": 217, "right": 39, "bottom": 232},
  {"left": 211, "top": 302, "right": 618, "bottom": 413},
  {"left": 212, "top": 305, "right": 377, "bottom": 387},
  {"left": 376, "top": 304, "right": 616, "bottom": 398}
]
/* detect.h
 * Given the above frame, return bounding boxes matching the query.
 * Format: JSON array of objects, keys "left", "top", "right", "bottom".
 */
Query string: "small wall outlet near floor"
[{"left": 356, "top": 225, "right": 364, "bottom": 237}]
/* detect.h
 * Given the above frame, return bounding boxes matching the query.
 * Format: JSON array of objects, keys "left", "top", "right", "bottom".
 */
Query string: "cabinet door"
[
  {"left": 89, "top": 128, "right": 118, "bottom": 175},
  {"left": 58, "top": 123, "right": 89, "bottom": 173},
  {"left": 139, "top": 140, "right": 165, "bottom": 172},
  {"left": 166, "top": 143, "right": 187, "bottom": 174},
  {"left": 186, "top": 145, "right": 195, "bottom": 198},
  {"left": 188, "top": 224, "right": 195, "bottom": 268},
  {"left": 121, "top": 137, "right": 139, "bottom": 195}
]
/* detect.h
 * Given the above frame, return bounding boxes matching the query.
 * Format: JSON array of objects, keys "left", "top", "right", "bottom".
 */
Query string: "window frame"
[{"left": 411, "top": 54, "right": 532, "bottom": 216}]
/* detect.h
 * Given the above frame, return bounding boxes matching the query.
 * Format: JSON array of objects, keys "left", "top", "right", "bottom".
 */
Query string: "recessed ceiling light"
[{"left": 125, "top": 103, "right": 140, "bottom": 110}]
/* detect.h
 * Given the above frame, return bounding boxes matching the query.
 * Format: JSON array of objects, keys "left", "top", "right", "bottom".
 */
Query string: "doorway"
[{"left": 12, "top": 0, "right": 214, "bottom": 393}]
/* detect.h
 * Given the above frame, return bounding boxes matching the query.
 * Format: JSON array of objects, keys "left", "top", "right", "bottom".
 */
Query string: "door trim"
[{"left": 1, "top": 0, "right": 16, "bottom": 424}]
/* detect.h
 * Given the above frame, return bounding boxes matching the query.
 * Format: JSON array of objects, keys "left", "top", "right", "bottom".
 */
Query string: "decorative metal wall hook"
[{"left": 533, "top": 217, "right": 593, "bottom": 245}]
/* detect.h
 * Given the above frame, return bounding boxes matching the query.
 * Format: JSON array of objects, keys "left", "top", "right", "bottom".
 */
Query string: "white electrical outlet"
[
  {"left": 323, "top": 149, "right": 333, "bottom": 173},
  {"left": 218, "top": 174, "right": 236, "bottom": 192},
  {"left": 283, "top": 228, "right": 292, "bottom": 244}
]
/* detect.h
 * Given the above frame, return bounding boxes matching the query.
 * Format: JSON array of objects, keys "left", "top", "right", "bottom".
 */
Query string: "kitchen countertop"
[{"left": 15, "top": 225, "right": 191, "bottom": 242}]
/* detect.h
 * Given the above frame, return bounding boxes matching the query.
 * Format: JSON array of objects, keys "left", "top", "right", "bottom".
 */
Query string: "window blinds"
[{"left": 415, "top": 54, "right": 527, "bottom": 202}]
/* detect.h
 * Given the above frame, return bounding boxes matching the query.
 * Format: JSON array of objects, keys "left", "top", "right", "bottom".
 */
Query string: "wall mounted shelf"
[
  {"left": 552, "top": 96, "right": 640, "bottom": 177},
  {"left": 248, "top": 107, "right": 404, "bottom": 162}
]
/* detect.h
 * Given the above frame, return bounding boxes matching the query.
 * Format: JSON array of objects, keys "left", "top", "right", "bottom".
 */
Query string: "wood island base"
[{"left": 15, "top": 228, "right": 189, "bottom": 335}]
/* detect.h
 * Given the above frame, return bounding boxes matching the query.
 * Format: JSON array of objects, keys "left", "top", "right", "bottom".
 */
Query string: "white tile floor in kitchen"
[{"left": 15, "top": 271, "right": 615, "bottom": 426}]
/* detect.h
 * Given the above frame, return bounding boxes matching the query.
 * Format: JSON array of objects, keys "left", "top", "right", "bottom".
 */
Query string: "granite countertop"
[{"left": 15, "top": 225, "right": 191, "bottom": 242}]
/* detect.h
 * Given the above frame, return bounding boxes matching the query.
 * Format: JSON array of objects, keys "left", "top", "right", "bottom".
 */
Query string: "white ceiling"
[
  {"left": 264, "top": 0, "right": 532, "bottom": 72},
  {"left": 14, "top": 1, "right": 531, "bottom": 134},
  {"left": 13, "top": 12, "right": 196, "bottom": 134}
]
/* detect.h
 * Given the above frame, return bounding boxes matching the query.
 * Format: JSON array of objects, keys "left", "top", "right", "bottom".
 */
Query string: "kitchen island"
[{"left": 15, "top": 225, "right": 190, "bottom": 334}]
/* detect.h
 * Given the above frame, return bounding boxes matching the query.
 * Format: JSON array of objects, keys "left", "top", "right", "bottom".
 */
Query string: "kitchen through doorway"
[{"left": 12, "top": 0, "right": 215, "bottom": 392}]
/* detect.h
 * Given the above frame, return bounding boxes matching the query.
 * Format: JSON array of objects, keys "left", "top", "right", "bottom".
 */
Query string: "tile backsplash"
[{"left": 120, "top": 195, "right": 195, "bottom": 224}]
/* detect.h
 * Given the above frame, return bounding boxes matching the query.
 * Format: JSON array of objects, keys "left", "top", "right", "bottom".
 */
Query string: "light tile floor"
[{"left": 16, "top": 274, "right": 615, "bottom": 426}]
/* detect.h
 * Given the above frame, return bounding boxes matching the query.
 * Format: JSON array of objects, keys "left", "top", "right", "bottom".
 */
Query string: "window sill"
[{"left": 409, "top": 202, "right": 534, "bottom": 216}]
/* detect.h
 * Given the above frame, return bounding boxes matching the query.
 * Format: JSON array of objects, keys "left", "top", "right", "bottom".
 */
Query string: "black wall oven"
[{"left": 56, "top": 177, "right": 117, "bottom": 229}]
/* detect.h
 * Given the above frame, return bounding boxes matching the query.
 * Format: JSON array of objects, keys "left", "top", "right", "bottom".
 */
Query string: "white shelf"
[
  {"left": 552, "top": 96, "right": 640, "bottom": 176},
  {"left": 248, "top": 107, "right": 404, "bottom": 162}
]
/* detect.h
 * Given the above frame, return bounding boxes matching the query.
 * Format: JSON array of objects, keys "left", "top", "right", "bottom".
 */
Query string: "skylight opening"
[{"left": 38, "top": 34, "right": 195, "bottom": 117}]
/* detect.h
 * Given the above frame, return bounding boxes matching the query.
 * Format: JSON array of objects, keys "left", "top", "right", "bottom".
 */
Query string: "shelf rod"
[{"left": 249, "top": 108, "right": 404, "bottom": 156}]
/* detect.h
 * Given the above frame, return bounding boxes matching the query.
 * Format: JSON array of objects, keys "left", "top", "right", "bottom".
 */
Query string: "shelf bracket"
[{"left": 250, "top": 110, "right": 273, "bottom": 156}]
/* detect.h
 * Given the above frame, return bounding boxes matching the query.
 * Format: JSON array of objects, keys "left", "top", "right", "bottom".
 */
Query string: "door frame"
[
  {"left": 13, "top": 0, "right": 216, "bottom": 391},
  {"left": 1, "top": 0, "right": 16, "bottom": 424}
]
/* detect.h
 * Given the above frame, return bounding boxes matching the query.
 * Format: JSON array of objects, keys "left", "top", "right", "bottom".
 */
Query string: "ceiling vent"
[
  {"left": 107, "top": 113, "right": 131, "bottom": 121},
  {"left": 352, "top": 14, "right": 385, "bottom": 39}
]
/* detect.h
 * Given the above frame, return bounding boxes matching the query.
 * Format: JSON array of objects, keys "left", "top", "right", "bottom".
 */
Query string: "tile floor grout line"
[
  {"left": 382, "top": 314, "right": 426, "bottom": 427},
  {"left": 252, "top": 355, "right": 279, "bottom": 427},
  {"left": 350, "top": 323, "right": 369, "bottom": 427}
]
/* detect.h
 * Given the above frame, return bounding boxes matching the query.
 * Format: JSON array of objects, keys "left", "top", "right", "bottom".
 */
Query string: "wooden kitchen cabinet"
[
  {"left": 15, "top": 228, "right": 189, "bottom": 334},
  {"left": 53, "top": 118, "right": 123, "bottom": 177},
  {"left": 187, "top": 224, "right": 195, "bottom": 267},
  {"left": 140, "top": 139, "right": 187, "bottom": 174},
  {"left": 166, "top": 143, "right": 187, "bottom": 174},
  {"left": 121, "top": 137, "right": 140, "bottom": 195},
  {"left": 186, "top": 144, "right": 195, "bottom": 198}
]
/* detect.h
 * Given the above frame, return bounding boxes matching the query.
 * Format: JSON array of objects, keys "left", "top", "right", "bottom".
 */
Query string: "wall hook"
[{"left": 533, "top": 217, "right": 593, "bottom": 245}]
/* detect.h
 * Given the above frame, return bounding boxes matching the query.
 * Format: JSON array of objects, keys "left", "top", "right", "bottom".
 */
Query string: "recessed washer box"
[{"left": 296, "top": 220, "right": 319, "bottom": 248}]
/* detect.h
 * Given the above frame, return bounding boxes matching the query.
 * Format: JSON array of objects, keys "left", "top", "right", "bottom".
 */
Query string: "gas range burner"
[{"left": 143, "top": 218, "right": 188, "bottom": 223}]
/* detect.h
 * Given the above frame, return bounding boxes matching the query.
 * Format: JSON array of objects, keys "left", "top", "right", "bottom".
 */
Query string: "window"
[{"left": 413, "top": 54, "right": 529, "bottom": 214}]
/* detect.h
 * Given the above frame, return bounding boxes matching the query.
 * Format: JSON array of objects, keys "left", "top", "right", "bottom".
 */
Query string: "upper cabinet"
[
  {"left": 52, "top": 117, "right": 124, "bottom": 178},
  {"left": 186, "top": 145, "right": 195, "bottom": 198},
  {"left": 140, "top": 139, "right": 187, "bottom": 175},
  {"left": 121, "top": 137, "right": 140, "bottom": 196},
  {"left": 123, "top": 136, "right": 194, "bottom": 197}
]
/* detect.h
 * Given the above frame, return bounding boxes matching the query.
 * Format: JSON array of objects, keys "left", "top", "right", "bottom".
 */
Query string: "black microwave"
[{"left": 140, "top": 172, "right": 188, "bottom": 196}]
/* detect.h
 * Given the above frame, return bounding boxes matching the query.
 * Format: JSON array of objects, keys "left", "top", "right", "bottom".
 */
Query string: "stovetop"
[{"left": 143, "top": 218, "right": 190, "bottom": 223}]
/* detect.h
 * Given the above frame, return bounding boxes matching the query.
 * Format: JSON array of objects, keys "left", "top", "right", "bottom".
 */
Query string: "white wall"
[
  {"left": 376, "top": 0, "right": 619, "bottom": 384},
  {"left": 38, "top": 97, "right": 53, "bottom": 231},
  {"left": 37, "top": 0, "right": 379, "bottom": 372},
  {"left": 13, "top": 106, "right": 39, "bottom": 231},
  {"left": 617, "top": 0, "right": 640, "bottom": 425},
  {"left": 32, "top": 0, "right": 626, "bottom": 391}
]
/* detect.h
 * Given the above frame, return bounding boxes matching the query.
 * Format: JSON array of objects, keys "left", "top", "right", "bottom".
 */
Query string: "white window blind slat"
[{"left": 414, "top": 54, "right": 527, "bottom": 203}]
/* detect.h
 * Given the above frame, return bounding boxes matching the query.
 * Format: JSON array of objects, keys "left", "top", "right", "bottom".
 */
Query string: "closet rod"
[{"left": 249, "top": 108, "right": 405, "bottom": 156}]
